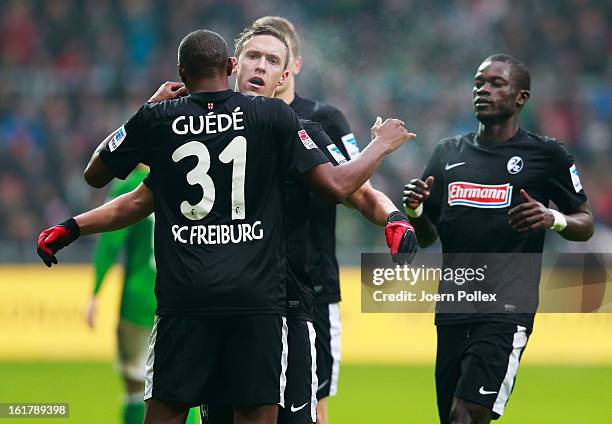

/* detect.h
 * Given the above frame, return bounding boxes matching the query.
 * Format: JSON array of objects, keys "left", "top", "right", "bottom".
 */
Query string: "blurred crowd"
[{"left": 1, "top": 0, "right": 610, "bottom": 259}]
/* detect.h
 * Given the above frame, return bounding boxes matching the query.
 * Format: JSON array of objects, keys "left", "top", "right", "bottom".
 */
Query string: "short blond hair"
[{"left": 253, "top": 16, "right": 301, "bottom": 61}]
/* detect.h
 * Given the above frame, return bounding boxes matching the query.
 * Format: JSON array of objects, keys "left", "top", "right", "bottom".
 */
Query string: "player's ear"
[
  {"left": 293, "top": 56, "right": 304, "bottom": 75},
  {"left": 178, "top": 64, "right": 186, "bottom": 84},
  {"left": 229, "top": 57, "right": 237, "bottom": 76},
  {"left": 516, "top": 89, "right": 530, "bottom": 108},
  {"left": 277, "top": 69, "right": 290, "bottom": 87}
]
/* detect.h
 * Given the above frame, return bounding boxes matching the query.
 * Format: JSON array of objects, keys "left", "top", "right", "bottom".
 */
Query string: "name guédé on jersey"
[{"left": 172, "top": 107, "right": 245, "bottom": 135}]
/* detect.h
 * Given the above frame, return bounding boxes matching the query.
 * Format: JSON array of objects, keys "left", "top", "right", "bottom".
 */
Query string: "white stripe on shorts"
[
  {"left": 307, "top": 321, "right": 318, "bottom": 422},
  {"left": 492, "top": 325, "right": 528, "bottom": 416},
  {"left": 328, "top": 303, "right": 342, "bottom": 396},
  {"left": 279, "top": 317, "right": 289, "bottom": 407},
  {"left": 143, "top": 316, "right": 160, "bottom": 400}
]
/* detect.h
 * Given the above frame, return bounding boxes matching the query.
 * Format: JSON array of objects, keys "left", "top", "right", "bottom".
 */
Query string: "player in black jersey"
[
  {"left": 37, "top": 28, "right": 414, "bottom": 424},
  {"left": 252, "top": 16, "right": 418, "bottom": 424},
  {"left": 403, "top": 54, "right": 594, "bottom": 424},
  {"left": 200, "top": 23, "right": 417, "bottom": 424}
]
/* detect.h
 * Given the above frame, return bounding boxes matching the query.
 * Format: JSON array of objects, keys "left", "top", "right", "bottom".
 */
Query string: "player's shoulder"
[
  {"left": 241, "top": 93, "right": 287, "bottom": 109},
  {"left": 137, "top": 97, "right": 192, "bottom": 124},
  {"left": 437, "top": 133, "right": 474, "bottom": 152},
  {"left": 308, "top": 98, "right": 346, "bottom": 121},
  {"left": 522, "top": 129, "right": 560, "bottom": 146},
  {"left": 242, "top": 94, "right": 296, "bottom": 122},
  {"left": 299, "top": 118, "right": 323, "bottom": 133},
  {"left": 521, "top": 130, "right": 572, "bottom": 157}
]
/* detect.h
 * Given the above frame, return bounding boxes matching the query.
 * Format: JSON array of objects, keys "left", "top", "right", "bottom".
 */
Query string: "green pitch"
[{"left": 0, "top": 362, "right": 610, "bottom": 423}]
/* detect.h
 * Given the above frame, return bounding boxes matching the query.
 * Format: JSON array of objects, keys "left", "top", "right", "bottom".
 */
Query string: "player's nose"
[
  {"left": 476, "top": 83, "right": 491, "bottom": 95},
  {"left": 254, "top": 57, "right": 267, "bottom": 72}
]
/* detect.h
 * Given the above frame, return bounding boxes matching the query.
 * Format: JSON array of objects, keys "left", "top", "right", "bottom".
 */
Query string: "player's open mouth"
[
  {"left": 474, "top": 98, "right": 493, "bottom": 107},
  {"left": 248, "top": 77, "right": 265, "bottom": 87}
]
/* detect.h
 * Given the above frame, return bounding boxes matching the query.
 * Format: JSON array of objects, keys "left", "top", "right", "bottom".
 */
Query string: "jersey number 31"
[{"left": 172, "top": 136, "right": 246, "bottom": 221}]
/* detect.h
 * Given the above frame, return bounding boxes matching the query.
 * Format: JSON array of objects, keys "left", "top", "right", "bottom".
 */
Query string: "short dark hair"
[
  {"left": 253, "top": 16, "right": 301, "bottom": 60},
  {"left": 178, "top": 30, "right": 229, "bottom": 78},
  {"left": 234, "top": 24, "right": 290, "bottom": 69},
  {"left": 483, "top": 54, "right": 531, "bottom": 91}
]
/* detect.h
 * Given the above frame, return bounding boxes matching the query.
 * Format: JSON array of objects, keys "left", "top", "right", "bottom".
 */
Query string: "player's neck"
[
  {"left": 274, "top": 77, "right": 296, "bottom": 105},
  {"left": 186, "top": 77, "right": 230, "bottom": 94},
  {"left": 477, "top": 118, "right": 520, "bottom": 144}
]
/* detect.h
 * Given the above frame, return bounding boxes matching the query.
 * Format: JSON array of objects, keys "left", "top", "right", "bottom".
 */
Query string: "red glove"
[
  {"left": 385, "top": 211, "right": 417, "bottom": 264},
  {"left": 37, "top": 218, "right": 80, "bottom": 267}
]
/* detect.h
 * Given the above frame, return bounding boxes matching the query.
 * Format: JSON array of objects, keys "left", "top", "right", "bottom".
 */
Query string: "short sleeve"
[
  {"left": 421, "top": 142, "right": 446, "bottom": 226},
  {"left": 99, "top": 104, "right": 151, "bottom": 179},
  {"left": 545, "top": 141, "right": 588, "bottom": 213},
  {"left": 302, "top": 120, "right": 345, "bottom": 166},
  {"left": 143, "top": 172, "right": 154, "bottom": 189},
  {"left": 273, "top": 103, "right": 329, "bottom": 176},
  {"left": 314, "top": 106, "right": 357, "bottom": 160}
]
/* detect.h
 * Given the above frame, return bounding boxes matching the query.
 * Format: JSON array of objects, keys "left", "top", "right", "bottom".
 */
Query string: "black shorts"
[
  {"left": 435, "top": 322, "right": 530, "bottom": 423},
  {"left": 278, "top": 318, "right": 318, "bottom": 424},
  {"left": 201, "top": 318, "right": 317, "bottom": 424},
  {"left": 144, "top": 314, "right": 288, "bottom": 406},
  {"left": 313, "top": 302, "right": 341, "bottom": 400}
]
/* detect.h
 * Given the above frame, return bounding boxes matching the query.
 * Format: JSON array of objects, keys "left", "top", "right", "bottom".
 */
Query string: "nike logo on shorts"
[
  {"left": 445, "top": 162, "right": 466, "bottom": 170},
  {"left": 317, "top": 379, "right": 330, "bottom": 392},
  {"left": 290, "top": 402, "right": 308, "bottom": 412},
  {"left": 479, "top": 386, "right": 498, "bottom": 395}
]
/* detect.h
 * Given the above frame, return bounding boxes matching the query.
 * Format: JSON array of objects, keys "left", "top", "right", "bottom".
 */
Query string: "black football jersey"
[
  {"left": 99, "top": 90, "right": 329, "bottom": 316},
  {"left": 284, "top": 120, "right": 347, "bottom": 320},
  {"left": 291, "top": 94, "right": 358, "bottom": 304},
  {"left": 421, "top": 129, "right": 588, "bottom": 328}
]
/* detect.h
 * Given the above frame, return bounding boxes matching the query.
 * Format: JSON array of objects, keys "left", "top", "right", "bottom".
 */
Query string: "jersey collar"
[
  {"left": 473, "top": 128, "right": 526, "bottom": 148},
  {"left": 188, "top": 89, "right": 235, "bottom": 103}
]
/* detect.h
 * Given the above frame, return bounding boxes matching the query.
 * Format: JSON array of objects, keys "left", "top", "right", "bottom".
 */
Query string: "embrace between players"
[{"left": 37, "top": 16, "right": 593, "bottom": 424}]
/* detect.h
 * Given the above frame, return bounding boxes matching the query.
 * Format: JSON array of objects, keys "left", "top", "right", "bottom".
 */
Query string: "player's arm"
[
  {"left": 84, "top": 133, "right": 116, "bottom": 188},
  {"left": 307, "top": 120, "right": 417, "bottom": 263},
  {"left": 403, "top": 140, "right": 446, "bottom": 247},
  {"left": 36, "top": 183, "right": 154, "bottom": 267},
  {"left": 322, "top": 108, "right": 402, "bottom": 224},
  {"left": 346, "top": 182, "right": 397, "bottom": 225},
  {"left": 507, "top": 142, "right": 594, "bottom": 241},
  {"left": 317, "top": 105, "right": 387, "bottom": 212},
  {"left": 304, "top": 117, "right": 416, "bottom": 203},
  {"left": 76, "top": 182, "right": 154, "bottom": 235},
  {"left": 555, "top": 201, "right": 594, "bottom": 241},
  {"left": 403, "top": 176, "right": 439, "bottom": 247},
  {"left": 508, "top": 191, "right": 593, "bottom": 241},
  {"left": 85, "top": 83, "right": 186, "bottom": 188}
]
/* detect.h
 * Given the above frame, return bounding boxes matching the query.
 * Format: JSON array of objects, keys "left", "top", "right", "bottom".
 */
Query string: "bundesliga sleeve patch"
[
  {"left": 448, "top": 182, "right": 513, "bottom": 208},
  {"left": 341, "top": 133, "right": 360, "bottom": 158},
  {"left": 108, "top": 125, "right": 127, "bottom": 152},
  {"left": 327, "top": 144, "right": 348, "bottom": 164},
  {"left": 569, "top": 164, "right": 583, "bottom": 193},
  {"left": 298, "top": 129, "right": 318, "bottom": 150}
]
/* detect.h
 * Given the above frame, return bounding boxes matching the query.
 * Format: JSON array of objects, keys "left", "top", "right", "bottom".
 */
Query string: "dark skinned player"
[{"left": 404, "top": 54, "right": 593, "bottom": 424}]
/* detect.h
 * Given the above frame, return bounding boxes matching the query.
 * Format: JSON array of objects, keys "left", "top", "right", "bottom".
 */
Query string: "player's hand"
[
  {"left": 403, "top": 176, "right": 434, "bottom": 211},
  {"left": 85, "top": 296, "right": 98, "bottom": 329},
  {"left": 148, "top": 81, "right": 187, "bottom": 103},
  {"left": 371, "top": 117, "right": 416, "bottom": 154},
  {"left": 507, "top": 189, "right": 554, "bottom": 232},
  {"left": 385, "top": 211, "right": 418, "bottom": 264},
  {"left": 36, "top": 218, "right": 80, "bottom": 267}
]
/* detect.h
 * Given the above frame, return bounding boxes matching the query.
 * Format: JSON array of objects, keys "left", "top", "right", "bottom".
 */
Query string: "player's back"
[{"left": 100, "top": 90, "right": 327, "bottom": 316}]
